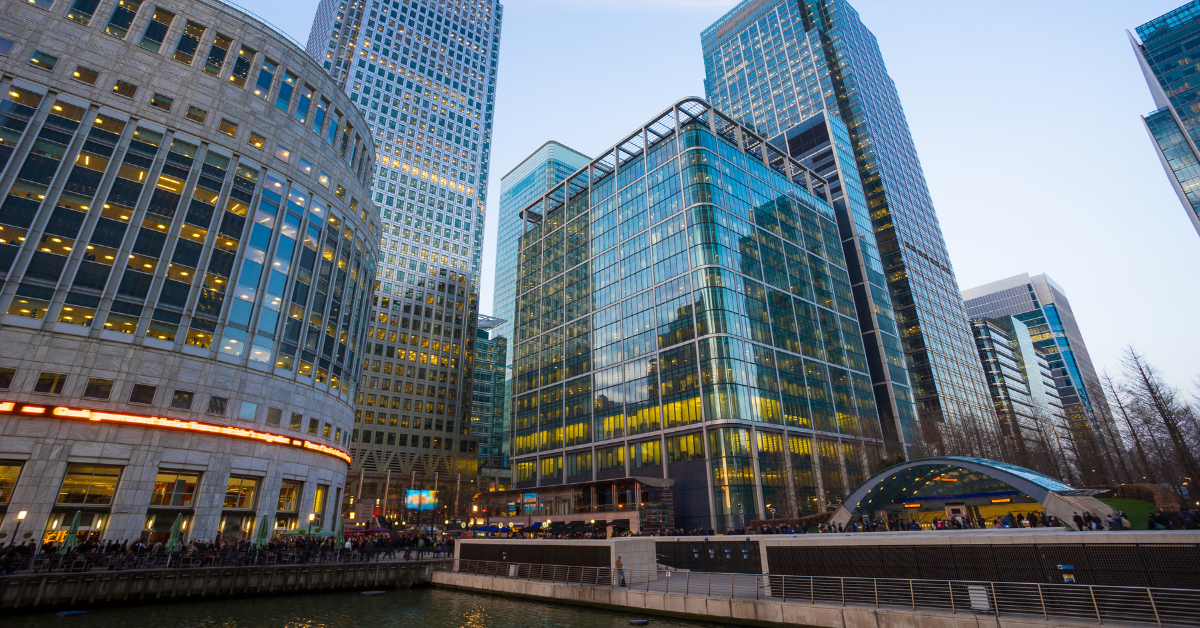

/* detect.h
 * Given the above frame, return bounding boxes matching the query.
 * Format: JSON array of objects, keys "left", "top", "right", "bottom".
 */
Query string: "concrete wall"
[
  {"left": 2, "top": 562, "right": 433, "bottom": 611},
  {"left": 434, "top": 570, "right": 1104, "bottom": 628},
  {"left": 456, "top": 538, "right": 656, "bottom": 583}
]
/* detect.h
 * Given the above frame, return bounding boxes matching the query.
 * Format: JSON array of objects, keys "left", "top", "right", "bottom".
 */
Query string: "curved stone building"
[{"left": 0, "top": 0, "right": 378, "bottom": 545}]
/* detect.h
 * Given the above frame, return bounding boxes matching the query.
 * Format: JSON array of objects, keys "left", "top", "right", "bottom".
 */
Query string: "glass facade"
[
  {"left": 962, "top": 273, "right": 1115, "bottom": 483},
  {"left": 307, "top": 0, "right": 503, "bottom": 521},
  {"left": 1132, "top": 1, "right": 1200, "bottom": 236},
  {"left": 702, "top": 0, "right": 999, "bottom": 458},
  {"left": 473, "top": 314, "right": 508, "bottom": 489},
  {"left": 970, "top": 316, "right": 1075, "bottom": 483},
  {"left": 510, "top": 99, "right": 888, "bottom": 530}
]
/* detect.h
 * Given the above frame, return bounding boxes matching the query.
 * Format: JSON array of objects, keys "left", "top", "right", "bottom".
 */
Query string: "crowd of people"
[{"left": 0, "top": 531, "right": 457, "bottom": 575}]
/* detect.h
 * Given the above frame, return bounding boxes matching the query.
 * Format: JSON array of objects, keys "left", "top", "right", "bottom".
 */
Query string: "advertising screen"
[{"left": 404, "top": 489, "right": 438, "bottom": 511}]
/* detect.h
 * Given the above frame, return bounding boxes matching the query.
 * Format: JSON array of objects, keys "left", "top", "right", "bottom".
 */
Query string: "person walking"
[
  {"left": 1177, "top": 507, "right": 1198, "bottom": 530},
  {"left": 615, "top": 556, "right": 626, "bottom": 587},
  {"left": 1072, "top": 512, "right": 1085, "bottom": 531}
]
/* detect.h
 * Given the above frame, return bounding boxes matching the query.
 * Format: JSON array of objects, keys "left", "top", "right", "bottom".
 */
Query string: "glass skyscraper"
[
  {"left": 472, "top": 314, "right": 507, "bottom": 489},
  {"left": 702, "top": 0, "right": 999, "bottom": 458},
  {"left": 494, "top": 142, "right": 591, "bottom": 479},
  {"left": 509, "top": 98, "right": 890, "bottom": 531},
  {"left": 962, "top": 273, "right": 1114, "bottom": 483},
  {"left": 306, "top": 0, "right": 503, "bottom": 522},
  {"left": 969, "top": 317, "right": 1075, "bottom": 482},
  {"left": 1131, "top": 1, "right": 1200, "bottom": 237}
]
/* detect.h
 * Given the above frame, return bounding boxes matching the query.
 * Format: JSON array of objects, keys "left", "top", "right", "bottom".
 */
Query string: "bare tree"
[
  {"left": 1123, "top": 347, "right": 1200, "bottom": 496},
  {"left": 1103, "top": 372, "right": 1155, "bottom": 483}
]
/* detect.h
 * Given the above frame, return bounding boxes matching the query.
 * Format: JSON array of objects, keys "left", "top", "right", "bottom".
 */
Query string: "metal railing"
[
  {"left": 0, "top": 548, "right": 453, "bottom": 575},
  {"left": 438, "top": 559, "right": 1199, "bottom": 627}
]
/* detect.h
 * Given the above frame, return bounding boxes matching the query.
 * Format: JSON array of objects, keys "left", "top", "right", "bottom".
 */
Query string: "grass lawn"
[{"left": 1098, "top": 498, "right": 1157, "bottom": 530}]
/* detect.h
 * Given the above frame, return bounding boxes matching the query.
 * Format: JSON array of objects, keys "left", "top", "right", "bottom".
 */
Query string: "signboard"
[
  {"left": 355, "top": 501, "right": 374, "bottom": 521},
  {"left": 405, "top": 489, "right": 438, "bottom": 511}
]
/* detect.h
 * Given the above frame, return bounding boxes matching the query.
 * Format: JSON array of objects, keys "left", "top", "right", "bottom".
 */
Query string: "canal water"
[{"left": 8, "top": 587, "right": 728, "bottom": 628}]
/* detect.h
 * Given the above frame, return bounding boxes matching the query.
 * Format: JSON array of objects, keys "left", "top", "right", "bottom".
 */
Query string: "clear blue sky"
[{"left": 248, "top": 0, "right": 1198, "bottom": 389}]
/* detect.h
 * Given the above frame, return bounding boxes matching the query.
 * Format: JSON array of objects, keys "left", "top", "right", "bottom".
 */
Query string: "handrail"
[
  {"left": 436, "top": 559, "right": 1200, "bottom": 627},
  {"left": 0, "top": 548, "right": 453, "bottom": 576}
]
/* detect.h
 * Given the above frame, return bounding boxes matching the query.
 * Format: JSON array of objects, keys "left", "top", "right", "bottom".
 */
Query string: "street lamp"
[{"left": 11, "top": 510, "right": 27, "bottom": 545}]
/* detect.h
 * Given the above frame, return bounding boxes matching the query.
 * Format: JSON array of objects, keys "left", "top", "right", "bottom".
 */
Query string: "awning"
[
  {"left": 546, "top": 522, "right": 569, "bottom": 533},
  {"left": 527, "top": 521, "right": 543, "bottom": 529},
  {"left": 566, "top": 520, "right": 585, "bottom": 528},
  {"left": 609, "top": 519, "right": 630, "bottom": 528}
]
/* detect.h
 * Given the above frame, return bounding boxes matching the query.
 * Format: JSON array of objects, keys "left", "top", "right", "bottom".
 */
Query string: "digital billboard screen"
[{"left": 405, "top": 489, "right": 438, "bottom": 511}]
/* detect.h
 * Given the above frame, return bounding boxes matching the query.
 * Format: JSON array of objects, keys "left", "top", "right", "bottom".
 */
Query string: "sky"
[{"left": 249, "top": 0, "right": 1198, "bottom": 390}]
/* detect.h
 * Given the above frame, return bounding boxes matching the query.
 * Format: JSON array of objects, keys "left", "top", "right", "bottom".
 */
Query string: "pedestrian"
[
  {"left": 1177, "top": 507, "right": 1199, "bottom": 530},
  {"left": 1072, "top": 512, "right": 1085, "bottom": 531},
  {"left": 615, "top": 556, "right": 626, "bottom": 587}
]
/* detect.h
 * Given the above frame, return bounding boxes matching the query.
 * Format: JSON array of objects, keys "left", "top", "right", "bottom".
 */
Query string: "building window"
[
  {"left": 207, "top": 395, "right": 228, "bottom": 416},
  {"left": 289, "top": 412, "right": 303, "bottom": 430},
  {"left": 223, "top": 475, "right": 258, "bottom": 509},
  {"left": 82, "top": 378, "right": 113, "bottom": 399},
  {"left": 274, "top": 143, "right": 290, "bottom": 162},
  {"left": 247, "top": 131, "right": 265, "bottom": 149},
  {"left": 0, "top": 368, "right": 14, "bottom": 390},
  {"left": 185, "top": 105, "right": 207, "bottom": 123},
  {"left": 170, "top": 390, "right": 194, "bottom": 410},
  {"left": 129, "top": 384, "right": 156, "bottom": 404},
  {"left": 299, "top": 157, "right": 313, "bottom": 177},
  {"left": 67, "top": 0, "right": 100, "bottom": 24},
  {"left": 266, "top": 407, "right": 282, "bottom": 426},
  {"left": 112, "top": 80, "right": 138, "bottom": 98},
  {"left": 138, "top": 7, "right": 175, "bottom": 53},
  {"left": 149, "top": 470, "right": 199, "bottom": 507},
  {"left": 229, "top": 44, "right": 254, "bottom": 86},
  {"left": 204, "top": 33, "right": 233, "bottom": 76},
  {"left": 105, "top": 0, "right": 143, "bottom": 39},
  {"left": 33, "top": 372, "right": 67, "bottom": 395},
  {"left": 238, "top": 400, "right": 258, "bottom": 421},
  {"left": 218, "top": 118, "right": 238, "bottom": 136},
  {"left": 308, "top": 418, "right": 319, "bottom": 435},
  {"left": 318, "top": 172, "right": 330, "bottom": 187},
  {"left": 57, "top": 464, "right": 122, "bottom": 505},
  {"left": 253, "top": 58, "right": 276, "bottom": 99},
  {"left": 28, "top": 50, "right": 58, "bottom": 71},
  {"left": 172, "top": 20, "right": 205, "bottom": 64},
  {"left": 0, "top": 463, "right": 22, "bottom": 503},
  {"left": 71, "top": 65, "right": 98, "bottom": 84},
  {"left": 0, "top": 38, "right": 13, "bottom": 56},
  {"left": 276, "top": 480, "right": 301, "bottom": 511},
  {"left": 149, "top": 93, "right": 173, "bottom": 111}
]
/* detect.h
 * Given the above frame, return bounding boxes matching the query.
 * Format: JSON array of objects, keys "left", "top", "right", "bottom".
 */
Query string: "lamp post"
[
  {"left": 308, "top": 513, "right": 315, "bottom": 533},
  {"left": 10, "top": 510, "right": 27, "bottom": 548}
]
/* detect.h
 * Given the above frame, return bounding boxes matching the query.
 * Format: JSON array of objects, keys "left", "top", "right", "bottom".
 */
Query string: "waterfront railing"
[
  {"left": 1, "top": 548, "right": 452, "bottom": 575},
  {"left": 438, "top": 559, "right": 1198, "bottom": 627}
]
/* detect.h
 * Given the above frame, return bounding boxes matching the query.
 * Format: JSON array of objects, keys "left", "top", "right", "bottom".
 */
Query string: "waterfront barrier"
[
  {"left": 0, "top": 558, "right": 441, "bottom": 611},
  {"left": 435, "top": 558, "right": 1198, "bottom": 628},
  {"left": 1, "top": 548, "right": 452, "bottom": 575}
]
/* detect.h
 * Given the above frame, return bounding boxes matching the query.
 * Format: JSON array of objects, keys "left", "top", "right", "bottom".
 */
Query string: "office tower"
[
  {"left": 0, "top": 0, "right": 374, "bottom": 544},
  {"left": 702, "top": 0, "right": 999, "bottom": 458},
  {"left": 970, "top": 317, "right": 1077, "bottom": 481},
  {"left": 505, "top": 98, "right": 889, "bottom": 532},
  {"left": 307, "top": 0, "right": 503, "bottom": 522},
  {"left": 494, "top": 141, "right": 590, "bottom": 485},
  {"left": 962, "top": 273, "right": 1114, "bottom": 483},
  {"left": 1131, "top": 1, "right": 1200, "bottom": 236},
  {"left": 472, "top": 314, "right": 508, "bottom": 489}
]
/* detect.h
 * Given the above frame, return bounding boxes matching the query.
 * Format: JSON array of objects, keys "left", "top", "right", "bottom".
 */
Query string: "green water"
[{"left": 8, "top": 587, "right": 727, "bottom": 628}]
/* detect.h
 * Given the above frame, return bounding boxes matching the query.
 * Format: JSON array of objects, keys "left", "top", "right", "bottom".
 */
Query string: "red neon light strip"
[{"left": 0, "top": 401, "right": 351, "bottom": 464}]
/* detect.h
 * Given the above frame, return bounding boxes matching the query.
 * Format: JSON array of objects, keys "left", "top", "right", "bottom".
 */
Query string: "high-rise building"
[
  {"left": 702, "top": 0, "right": 999, "bottom": 458},
  {"left": 501, "top": 98, "right": 891, "bottom": 532},
  {"left": 1130, "top": 1, "right": 1200, "bottom": 236},
  {"left": 493, "top": 141, "right": 590, "bottom": 485},
  {"left": 472, "top": 314, "right": 507, "bottom": 489},
  {"left": 969, "top": 317, "right": 1076, "bottom": 481},
  {"left": 306, "top": 0, "right": 503, "bottom": 523},
  {"left": 0, "top": 0, "right": 375, "bottom": 544},
  {"left": 962, "top": 273, "right": 1114, "bottom": 483}
]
